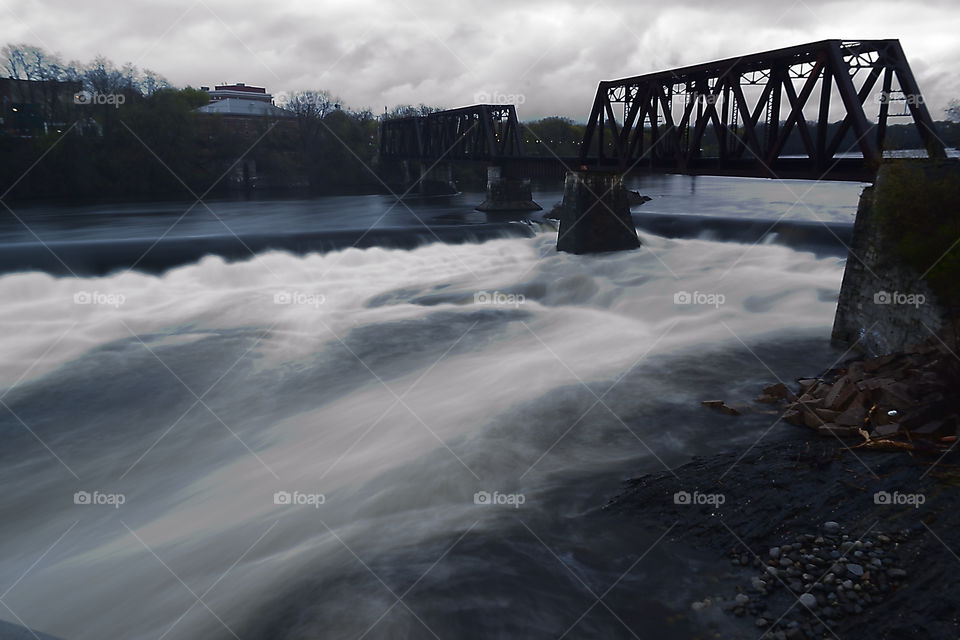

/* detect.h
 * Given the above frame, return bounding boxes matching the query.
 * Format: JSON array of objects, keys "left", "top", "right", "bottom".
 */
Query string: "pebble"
[
  {"left": 799, "top": 593, "right": 817, "bottom": 608},
  {"left": 721, "top": 527, "right": 908, "bottom": 637}
]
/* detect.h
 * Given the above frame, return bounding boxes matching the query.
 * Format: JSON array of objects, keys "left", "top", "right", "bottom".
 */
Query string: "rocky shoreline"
[{"left": 606, "top": 337, "right": 960, "bottom": 639}]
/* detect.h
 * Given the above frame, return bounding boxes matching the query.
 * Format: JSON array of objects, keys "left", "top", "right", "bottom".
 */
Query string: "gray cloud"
[{"left": 4, "top": 0, "right": 958, "bottom": 120}]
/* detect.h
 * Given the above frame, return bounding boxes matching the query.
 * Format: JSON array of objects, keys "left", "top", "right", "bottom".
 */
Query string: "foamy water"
[{"left": 0, "top": 229, "right": 845, "bottom": 639}]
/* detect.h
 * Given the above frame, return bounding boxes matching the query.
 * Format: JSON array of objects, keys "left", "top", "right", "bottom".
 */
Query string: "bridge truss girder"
[
  {"left": 380, "top": 104, "right": 525, "bottom": 162},
  {"left": 580, "top": 39, "right": 946, "bottom": 175}
]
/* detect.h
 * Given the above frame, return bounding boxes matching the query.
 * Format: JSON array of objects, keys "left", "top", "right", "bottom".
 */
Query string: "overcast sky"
[{"left": 4, "top": 0, "right": 959, "bottom": 121}]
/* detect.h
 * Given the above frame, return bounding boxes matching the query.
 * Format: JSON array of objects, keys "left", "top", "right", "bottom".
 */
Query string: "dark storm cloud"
[{"left": 4, "top": 0, "right": 959, "bottom": 121}]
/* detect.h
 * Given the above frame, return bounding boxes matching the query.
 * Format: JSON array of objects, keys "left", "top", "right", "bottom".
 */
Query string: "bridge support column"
[
  {"left": 831, "top": 159, "right": 959, "bottom": 355},
  {"left": 417, "top": 162, "right": 457, "bottom": 196},
  {"left": 476, "top": 166, "right": 542, "bottom": 212},
  {"left": 557, "top": 171, "right": 640, "bottom": 254}
]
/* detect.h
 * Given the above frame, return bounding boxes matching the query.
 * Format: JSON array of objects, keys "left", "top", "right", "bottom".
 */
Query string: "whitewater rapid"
[{"left": 0, "top": 229, "right": 845, "bottom": 639}]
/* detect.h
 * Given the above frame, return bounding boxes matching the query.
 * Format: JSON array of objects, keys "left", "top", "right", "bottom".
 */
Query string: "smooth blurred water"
[{"left": 0, "top": 178, "right": 861, "bottom": 639}]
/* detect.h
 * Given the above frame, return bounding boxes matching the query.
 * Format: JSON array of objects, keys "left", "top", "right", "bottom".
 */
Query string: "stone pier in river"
[
  {"left": 832, "top": 159, "right": 960, "bottom": 355},
  {"left": 475, "top": 166, "right": 541, "bottom": 212},
  {"left": 556, "top": 171, "right": 640, "bottom": 254}
]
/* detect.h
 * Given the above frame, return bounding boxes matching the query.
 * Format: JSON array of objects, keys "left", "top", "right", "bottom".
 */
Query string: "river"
[{"left": 0, "top": 174, "right": 864, "bottom": 639}]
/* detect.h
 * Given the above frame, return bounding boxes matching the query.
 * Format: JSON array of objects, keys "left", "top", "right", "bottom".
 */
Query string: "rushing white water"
[{"left": 0, "top": 228, "right": 845, "bottom": 639}]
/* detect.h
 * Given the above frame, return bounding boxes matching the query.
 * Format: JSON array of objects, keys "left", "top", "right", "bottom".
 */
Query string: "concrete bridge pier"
[
  {"left": 476, "top": 166, "right": 542, "bottom": 212},
  {"left": 831, "top": 159, "right": 959, "bottom": 355},
  {"left": 415, "top": 161, "right": 457, "bottom": 196},
  {"left": 556, "top": 171, "right": 640, "bottom": 254}
]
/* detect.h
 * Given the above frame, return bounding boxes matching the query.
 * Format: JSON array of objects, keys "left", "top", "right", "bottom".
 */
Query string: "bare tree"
[
  {"left": 382, "top": 103, "right": 443, "bottom": 120},
  {"left": 283, "top": 90, "right": 336, "bottom": 119},
  {"left": 2, "top": 43, "right": 38, "bottom": 79},
  {"left": 282, "top": 90, "right": 338, "bottom": 150}
]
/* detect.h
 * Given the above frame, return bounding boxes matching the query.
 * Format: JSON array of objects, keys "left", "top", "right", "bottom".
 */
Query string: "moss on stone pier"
[{"left": 874, "top": 159, "right": 960, "bottom": 306}]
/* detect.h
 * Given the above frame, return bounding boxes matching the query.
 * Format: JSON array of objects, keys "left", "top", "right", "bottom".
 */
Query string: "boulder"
[
  {"left": 835, "top": 405, "right": 868, "bottom": 427},
  {"left": 702, "top": 400, "right": 742, "bottom": 416},
  {"left": 823, "top": 377, "right": 858, "bottom": 411},
  {"left": 763, "top": 382, "right": 789, "bottom": 399}
]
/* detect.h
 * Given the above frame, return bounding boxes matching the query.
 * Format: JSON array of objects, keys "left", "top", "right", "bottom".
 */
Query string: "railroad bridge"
[{"left": 379, "top": 39, "right": 946, "bottom": 250}]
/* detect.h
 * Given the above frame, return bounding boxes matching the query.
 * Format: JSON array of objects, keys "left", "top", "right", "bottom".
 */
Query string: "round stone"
[{"left": 799, "top": 593, "right": 817, "bottom": 608}]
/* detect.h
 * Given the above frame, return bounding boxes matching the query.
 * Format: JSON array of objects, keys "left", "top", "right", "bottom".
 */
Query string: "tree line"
[
  {"left": 2, "top": 43, "right": 958, "bottom": 201},
  {"left": 0, "top": 44, "right": 456, "bottom": 200}
]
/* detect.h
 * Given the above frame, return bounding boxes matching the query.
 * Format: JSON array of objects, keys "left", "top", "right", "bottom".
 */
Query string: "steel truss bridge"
[{"left": 379, "top": 39, "right": 946, "bottom": 182}]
